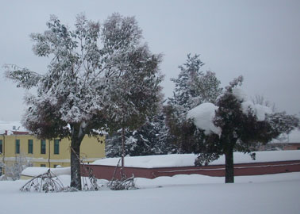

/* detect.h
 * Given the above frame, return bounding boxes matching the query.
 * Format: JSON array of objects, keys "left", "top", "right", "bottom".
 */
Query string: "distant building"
[
  {"left": 258, "top": 129, "right": 300, "bottom": 151},
  {"left": 0, "top": 121, "right": 105, "bottom": 176}
]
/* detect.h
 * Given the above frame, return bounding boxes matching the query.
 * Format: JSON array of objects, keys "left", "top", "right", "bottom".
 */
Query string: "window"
[
  {"left": 40, "top": 164, "right": 46, "bottom": 167},
  {"left": 0, "top": 140, "right": 2, "bottom": 153},
  {"left": 54, "top": 139, "right": 60, "bottom": 155},
  {"left": 28, "top": 139, "right": 33, "bottom": 154},
  {"left": 41, "top": 140, "right": 46, "bottom": 154},
  {"left": 15, "top": 139, "right": 20, "bottom": 154}
]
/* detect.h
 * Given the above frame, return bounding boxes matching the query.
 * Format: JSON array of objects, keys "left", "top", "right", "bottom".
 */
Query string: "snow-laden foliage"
[
  {"left": 5, "top": 14, "right": 163, "bottom": 190},
  {"left": 105, "top": 112, "right": 176, "bottom": 157},
  {"left": 4, "top": 65, "right": 42, "bottom": 89},
  {"left": 98, "top": 14, "right": 163, "bottom": 171},
  {"left": 165, "top": 54, "right": 222, "bottom": 152},
  {"left": 187, "top": 103, "right": 221, "bottom": 135},
  {"left": 188, "top": 76, "right": 299, "bottom": 183},
  {"left": 169, "top": 54, "right": 222, "bottom": 112},
  {"left": 103, "top": 43, "right": 163, "bottom": 130}
]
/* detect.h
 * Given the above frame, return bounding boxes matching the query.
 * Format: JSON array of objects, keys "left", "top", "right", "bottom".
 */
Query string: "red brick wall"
[{"left": 81, "top": 160, "right": 300, "bottom": 180}]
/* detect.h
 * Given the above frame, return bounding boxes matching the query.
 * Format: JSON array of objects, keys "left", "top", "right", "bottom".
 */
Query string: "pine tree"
[
  {"left": 105, "top": 111, "right": 176, "bottom": 157},
  {"left": 170, "top": 54, "right": 204, "bottom": 110},
  {"left": 169, "top": 54, "right": 222, "bottom": 111},
  {"left": 165, "top": 54, "right": 222, "bottom": 152}
]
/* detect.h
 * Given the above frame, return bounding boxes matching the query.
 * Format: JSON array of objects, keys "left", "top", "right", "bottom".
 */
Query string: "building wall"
[
  {"left": 258, "top": 143, "right": 300, "bottom": 151},
  {"left": 283, "top": 143, "right": 300, "bottom": 150},
  {"left": 0, "top": 134, "right": 105, "bottom": 169}
]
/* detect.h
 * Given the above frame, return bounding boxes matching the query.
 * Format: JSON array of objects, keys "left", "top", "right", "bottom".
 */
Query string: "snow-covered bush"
[
  {"left": 188, "top": 76, "right": 299, "bottom": 183},
  {"left": 4, "top": 153, "right": 33, "bottom": 180}
]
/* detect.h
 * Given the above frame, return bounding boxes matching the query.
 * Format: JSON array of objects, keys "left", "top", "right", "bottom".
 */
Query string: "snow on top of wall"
[
  {"left": 186, "top": 103, "right": 221, "bottom": 135},
  {"left": 93, "top": 154, "right": 197, "bottom": 168},
  {"left": 21, "top": 167, "right": 70, "bottom": 177},
  {"left": 92, "top": 150, "right": 300, "bottom": 168}
]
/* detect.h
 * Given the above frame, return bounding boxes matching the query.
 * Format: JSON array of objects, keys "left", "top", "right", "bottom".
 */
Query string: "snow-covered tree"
[
  {"left": 5, "top": 14, "right": 162, "bottom": 190},
  {"left": 165, "top": 54, "right": 222, "bottom": 152},
  {"left": 105, "top": 112, "right": 176, "bottom": 157},
  {"left": 169, "top": 54, "right": 222, "bottom": 111},
  {"left": 188, "top": 76, "right": 299, "bottom": 183},
  {"left": 99, "top": 14, "right": 163, "bottom": 170}
]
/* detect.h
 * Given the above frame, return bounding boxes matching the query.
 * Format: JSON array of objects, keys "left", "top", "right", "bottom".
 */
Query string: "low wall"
[{"left": 81, "top": 160, "right": 300, "bottom": 180}]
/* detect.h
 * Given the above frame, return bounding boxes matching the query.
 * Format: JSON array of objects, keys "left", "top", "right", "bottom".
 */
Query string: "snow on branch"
[
  {"left": 225, "top": 75, "right": 243, "bottom": 92},
  {"left": 187, "top": 103, "right": 221, "bottom": 135},
  {"left": 4, "top": 64, "right": 42, "bottom": 89}
]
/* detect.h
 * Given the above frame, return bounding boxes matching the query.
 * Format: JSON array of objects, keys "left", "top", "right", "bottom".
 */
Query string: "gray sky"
[{"left": 0, "top": 0, "right": 299, "bottom": 121}]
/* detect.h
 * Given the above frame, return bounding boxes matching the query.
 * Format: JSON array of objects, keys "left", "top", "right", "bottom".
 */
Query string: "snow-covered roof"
[
  {"left": 92, "top": 150, "right": 300, "bottom": 168},
  {"left": 0, "top": 121, "right": 27, "bottom": 135},
  {"left": 271, "top": 129, "right": 300, "bottom": 144}
]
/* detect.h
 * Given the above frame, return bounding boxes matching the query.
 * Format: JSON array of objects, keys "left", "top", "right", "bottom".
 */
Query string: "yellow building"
[{"left": 0, "top": 133, "right": 105, "bottom": 174}]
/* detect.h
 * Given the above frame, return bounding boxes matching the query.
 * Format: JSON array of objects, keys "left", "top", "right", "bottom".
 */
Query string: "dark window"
[
  {"left": 15, "top": 139, "right": 20, "bottom": 154},
  {"left": 41, "top": 140, "right": 46, "bottom": 154},
  {"left": 40, "top": 164, "right": 46, "bottom": 167},
  {"left": 0, "top": 140, "right": 2, "bottom": 153},
  {"left": 54, "top": 139, "right": 60, "bottom": 155},
  {"left": 28, "top": 139, "right": 33, "bottom": 154}
]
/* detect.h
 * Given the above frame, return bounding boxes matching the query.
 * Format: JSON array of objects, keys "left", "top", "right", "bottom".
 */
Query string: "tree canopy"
[
  {"left": 188, "top": 76, "right": 299, "bottom": 183},
  {"left": 5, "top": 13, "right": 163, "bottom": 190}
]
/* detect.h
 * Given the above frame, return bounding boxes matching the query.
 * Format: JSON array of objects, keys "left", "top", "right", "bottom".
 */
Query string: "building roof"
[
  {"left": 0, "top": 121, "right": 28, "bottom": 135},
  {"left": 271, "top": 129, "right": 300, "bottom": 144}
]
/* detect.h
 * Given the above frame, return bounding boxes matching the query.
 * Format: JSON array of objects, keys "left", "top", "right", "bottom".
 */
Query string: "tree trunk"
[
  {"left": 70, "top": 124, "right": 85, "bottom": 190},
  {"left": 121, "top": 127, "right": 125, "bottom": 179},
  {"left": 70, "top": 141, "right": 81, "bottom": 190},
  {"left": 225, "top": 148, "right": 234, "bottom": 183}
]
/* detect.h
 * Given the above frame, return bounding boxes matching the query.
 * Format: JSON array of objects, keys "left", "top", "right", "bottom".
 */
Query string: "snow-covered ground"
[
  {"left": 1, "top": 172, "right": 299, "bottom": 214},
  {"left": 21, "top": 166, "right": 70, "bottom": 177}
]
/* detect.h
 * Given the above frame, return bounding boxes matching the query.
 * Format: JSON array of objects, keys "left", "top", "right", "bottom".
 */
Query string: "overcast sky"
[{"left": 0, "top": 0, "right": 299, "bottom": 121}]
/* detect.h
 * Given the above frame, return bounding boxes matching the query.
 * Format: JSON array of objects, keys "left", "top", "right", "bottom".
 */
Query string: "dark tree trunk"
[
  {"left": 121, "top": 127, "right": 125, "bottom": 179},
  {"left": 70, "top": 142, "right": 81, "bottom": 190},
  {"left": 70, "top": 124, "right": 85, "bottom": 190},
  {"left": 225, "top": 148, "right": 234, "bottom": 183}
]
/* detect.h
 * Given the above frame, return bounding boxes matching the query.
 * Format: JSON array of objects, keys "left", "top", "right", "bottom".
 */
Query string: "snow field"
[{"left": 0, "top": 172, "right": 299, "bottom": 214}]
